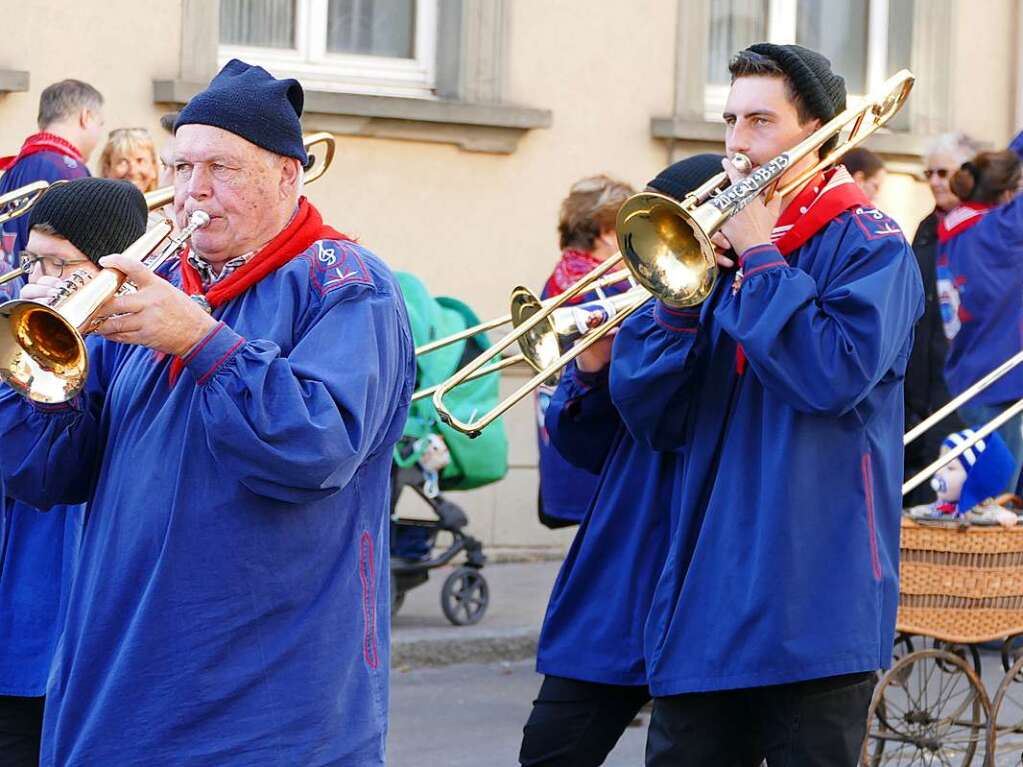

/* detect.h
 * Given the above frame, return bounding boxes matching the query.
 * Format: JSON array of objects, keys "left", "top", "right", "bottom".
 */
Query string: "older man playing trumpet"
[{"left": 0, "top": 59, "right": 414, "bottom": 766}]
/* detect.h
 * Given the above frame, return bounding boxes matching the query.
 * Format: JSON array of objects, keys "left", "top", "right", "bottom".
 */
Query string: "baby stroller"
[{"left": 390, "top": 272, "right": 509, "bottom": 626}]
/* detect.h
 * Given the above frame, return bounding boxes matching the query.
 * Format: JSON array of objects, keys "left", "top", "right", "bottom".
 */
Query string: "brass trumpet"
[
  {"left": 0, "top": 179, "right": 61, "bottom": 226},
  {"left": 143, "top": 132, "right": 337, "bottom": 211},
  {"left": 431, "top": 68, "right": 915, "bottom": 436},
  {"left": 0, "top": 211, "right": 209, "bottom": 403}
]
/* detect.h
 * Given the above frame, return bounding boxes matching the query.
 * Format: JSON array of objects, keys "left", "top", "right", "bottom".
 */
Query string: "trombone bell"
[{"left": 617, "top": 194, "right": 720, "bottom": 308}]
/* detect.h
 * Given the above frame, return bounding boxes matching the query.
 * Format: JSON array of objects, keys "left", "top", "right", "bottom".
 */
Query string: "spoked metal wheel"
[
  {"left": 440, "top": 566, "right": 489, "bottom": 626},
  {"left": 862, "top": 649, "right": 991, "bottom": 766},
  {"left": 987, "top": 650, "right": 1023, "bottom": 762}
]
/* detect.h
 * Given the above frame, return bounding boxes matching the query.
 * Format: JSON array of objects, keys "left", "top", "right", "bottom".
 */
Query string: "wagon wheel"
[
  {"left": 932, "top": 639, "right": 983, "bottom": 677},
  {"left": 987, "top": 652, "right": 1023, "bottom": 761},
  {"left": 1001, "top": 634, "right": 1023, "bottom": 677},
  {"left": 862, "top": 649, "right": 990, "bottom": 766}
]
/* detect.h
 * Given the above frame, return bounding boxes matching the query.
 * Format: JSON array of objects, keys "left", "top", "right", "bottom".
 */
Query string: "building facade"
[{"left": 0, "top": 0, "right": 1018, "bottom": 550}]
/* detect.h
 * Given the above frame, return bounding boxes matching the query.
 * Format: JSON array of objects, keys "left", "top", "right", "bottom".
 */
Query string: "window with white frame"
[
  {"left": 219, "top": 0, "right": 438, "bottom": 98},
  {"left": 706, "top": 0, "right": 913, "bottom": 121}
]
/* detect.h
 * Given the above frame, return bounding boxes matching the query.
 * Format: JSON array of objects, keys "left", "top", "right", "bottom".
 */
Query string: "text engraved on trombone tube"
[{"left": 710, "top": 154, "right": 791, "bottom": 214}]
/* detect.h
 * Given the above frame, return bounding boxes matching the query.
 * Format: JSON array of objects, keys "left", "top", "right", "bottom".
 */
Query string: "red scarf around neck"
[
  {"left": 169, "top": 197, "right": 350, "bottom": 384},
  {"left": 0, "top": 132, "right": 84, "bottom": 171},
  {"left": 937, "top": 201, "right": 994, "bottom": 244}
]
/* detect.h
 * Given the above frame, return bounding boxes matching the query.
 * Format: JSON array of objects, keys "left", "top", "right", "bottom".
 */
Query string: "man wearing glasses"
[
  {"left": 904, "top": 133, "right": 982, "bottom": 506},
  {"left": 0, "top": 178, "right": 147, "bottom": 767}
]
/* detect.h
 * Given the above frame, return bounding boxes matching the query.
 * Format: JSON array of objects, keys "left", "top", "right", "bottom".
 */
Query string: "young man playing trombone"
[{"left": 611, "top": 44, "right": 924, "bottom": 765}]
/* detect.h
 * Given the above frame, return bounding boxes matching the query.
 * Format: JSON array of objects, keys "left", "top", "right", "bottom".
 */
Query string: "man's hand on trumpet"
[
  {"left": 93, "top": 253, "right": 219, "bottom": 357},
  {"left": 711, "top": 156, "right": 784, "bottom": 261}
]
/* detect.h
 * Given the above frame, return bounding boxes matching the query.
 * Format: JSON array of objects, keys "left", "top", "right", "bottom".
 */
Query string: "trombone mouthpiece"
[{"left": 732, "top": 154, "right": 753, "bottom": 174}]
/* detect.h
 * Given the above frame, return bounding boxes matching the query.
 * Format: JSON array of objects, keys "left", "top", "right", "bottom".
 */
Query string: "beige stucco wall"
[{"left": 0, "top": 0, "right": 1018, "bottom": 550}]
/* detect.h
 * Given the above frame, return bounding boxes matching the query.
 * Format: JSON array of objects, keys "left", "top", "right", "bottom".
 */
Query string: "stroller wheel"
[
  {"left": 440, "top": 567, "right": 489, "bottom": 626},
  {"left": 391, "top": 572, "right": 405, "bottom": 617}
]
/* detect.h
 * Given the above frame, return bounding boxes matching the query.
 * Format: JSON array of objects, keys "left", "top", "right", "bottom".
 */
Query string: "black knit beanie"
[
  {"left": 746, "top": 43, "right": 846, "bottom": 123},
  {"left": 28, "top": 178, "right": 148, "bottom": 264},
  {"left": 175, "top": 58, "right": 309, "bottom": 167},
  {"left": 648, "top": 154, "right": 725, "bottom": 202}
]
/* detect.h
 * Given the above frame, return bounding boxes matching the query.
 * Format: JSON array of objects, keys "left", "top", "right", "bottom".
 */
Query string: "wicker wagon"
[{"left": 863, "top": 518, "right": 1023, "bottom": 766}]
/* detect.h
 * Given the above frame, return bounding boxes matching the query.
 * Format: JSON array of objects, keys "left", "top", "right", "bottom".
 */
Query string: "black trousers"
[
  {"left": 646, "top": 671, "right": 875, "bottom": 767},
  {"left": 0, "top": 695, "right": 44, "bottom": 767},
  {"left": 519, "top": 675, "right": 651, "bottom": 766}
]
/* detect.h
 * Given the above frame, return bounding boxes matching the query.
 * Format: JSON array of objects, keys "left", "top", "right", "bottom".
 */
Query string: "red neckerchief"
[
  {"left": 168, "top": 197, "right": 350, "bottom": 384},
  {"left": 545, "top": 249, "right": 604, "bottom": 301},
  {"left": 734, "top": 166, "right": 870, "bottom": 375},
  {"left": 0, "top": 132, "right": 84, "bottom": 171},
  {"left": 937, "top": 201, "right": 994, "bottom": 244}
]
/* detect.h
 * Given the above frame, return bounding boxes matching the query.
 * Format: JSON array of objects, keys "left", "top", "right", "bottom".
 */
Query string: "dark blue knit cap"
[{"left": 175, "top": 59, "right": 308, "bottom": 167}]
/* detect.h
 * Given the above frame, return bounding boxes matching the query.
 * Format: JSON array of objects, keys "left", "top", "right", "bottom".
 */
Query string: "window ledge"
[
  {"left": 651, "top": 116, "right": 931, "bottom": 169},
  {"left": 154, "top": 79, "right": 551, "bottom": 154},
  {"left": 0, "top": 70, "right": 29, "bottom": 94}
]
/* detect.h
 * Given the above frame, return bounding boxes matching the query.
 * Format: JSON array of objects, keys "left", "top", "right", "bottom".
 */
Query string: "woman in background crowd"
[{"left": 98, "top": 127, "right": 158, "bottom": 194}]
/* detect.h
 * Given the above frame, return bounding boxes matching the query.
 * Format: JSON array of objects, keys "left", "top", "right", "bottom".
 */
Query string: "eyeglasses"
[
  {"left": 19, "top": 251, "right": 91, "bottom": 278},
  {"left": 923, "top": 168, "right": 952, "bottom": 180}
]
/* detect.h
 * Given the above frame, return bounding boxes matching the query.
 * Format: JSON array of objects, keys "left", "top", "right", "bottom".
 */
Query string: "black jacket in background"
[{"left": 903, "top": 210, "right": 964, "bottom": 506}]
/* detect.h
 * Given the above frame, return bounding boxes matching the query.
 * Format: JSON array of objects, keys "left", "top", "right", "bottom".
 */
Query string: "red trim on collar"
[
  {"left": 0, "top": 132, "right": 85, "bottom": 171},
  {"left": 937, "top": 201, "right": 994, "bottom": 244},
  {"left": 771, "top": 167, "right": 871, "bottom": 256}
]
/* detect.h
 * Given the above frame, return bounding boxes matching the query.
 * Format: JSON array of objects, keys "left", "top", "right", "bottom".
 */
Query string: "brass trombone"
[
  {"left": 0, "top": 211, "right": 209, "bottom": 403},
  {"left": 0, "top": 180, "right": 54, "bottom": 226},
  {"left": 410, "top": 266, "right": 637, "bottom": 402},
  {"left": 617, "top": 69, "right": 914, "bottom": 308},
  {"left": 431, "top": 69, "right": 915, "bottom": 436},
  {"left": 143, "top": 132, "right": 337, "bottom": 211}
]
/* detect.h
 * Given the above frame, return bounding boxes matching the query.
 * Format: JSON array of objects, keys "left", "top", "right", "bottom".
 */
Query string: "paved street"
[{"left": 388, "top": 659, "right": 648, "bottom": 767}]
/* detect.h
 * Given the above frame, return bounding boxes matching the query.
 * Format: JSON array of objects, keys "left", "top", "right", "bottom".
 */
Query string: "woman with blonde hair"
[{"left": 98, "top": 127, "right": 159, "bottom": 193}]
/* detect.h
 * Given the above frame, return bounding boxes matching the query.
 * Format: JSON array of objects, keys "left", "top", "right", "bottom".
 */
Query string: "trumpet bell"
[
  {"left": 509, "top": 286, "right": 561, "bottom": 385},
  {"left": 0, "top": 299, "right": 86, "bottom": 403},
  {"left": 616, "top": 192, "right": 718, "bottom": 308}
]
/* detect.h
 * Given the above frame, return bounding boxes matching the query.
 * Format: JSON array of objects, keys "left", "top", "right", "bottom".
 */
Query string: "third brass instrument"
[{"left": 430, "top": 69, "right": 916, "bottom": 436}]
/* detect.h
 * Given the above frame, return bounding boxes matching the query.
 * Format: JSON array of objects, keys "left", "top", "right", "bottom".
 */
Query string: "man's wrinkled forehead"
[{"left": 173, "top": 124, "right": 266, "bottom": 164}]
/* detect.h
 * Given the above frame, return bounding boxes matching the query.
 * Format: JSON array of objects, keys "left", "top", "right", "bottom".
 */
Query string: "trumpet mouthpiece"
[{"left": 189, "top": 211, "right": 211, "bottom": 229}]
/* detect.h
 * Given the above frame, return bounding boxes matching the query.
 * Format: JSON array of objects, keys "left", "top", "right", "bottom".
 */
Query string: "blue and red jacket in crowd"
[
  {"left": 536, "top": 355, "right": 677, "bottom": 686},
  {"left": 0, "top": 199, "right": 415, "bottom": 766},
  {"left": 611, "top": 168, "right": 923, "bottom": 696},
  {"left": 937, "top": 129, "right": 1023, "bottom": 406},
  {"left": 535, "top": 249, "right": 630, "bottom": 525},
  {"left": 0, "top": 131, "right": 89, "bottom": 702},
  {"left": 0, "top": 132, "right": 90, "bottom": 298}
]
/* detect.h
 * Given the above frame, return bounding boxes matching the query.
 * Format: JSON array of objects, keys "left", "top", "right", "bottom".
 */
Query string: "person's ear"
[{"left": 279, "top": 157, "right": 301, "bottom": 198}]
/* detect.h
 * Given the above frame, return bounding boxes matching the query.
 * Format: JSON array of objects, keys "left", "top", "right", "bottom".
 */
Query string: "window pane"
[
  {"left": 708, "top": 0, "right": 768, "bottom": 85},
  {"left": 796, "top": 0, "right": 867, "bottom": 93},
  {"left": 327, "top": 0, "right": 416, "bottom": 58},
  {"left": 220, "top": 0, "right": 296, "bottom": 49},
  {"left": 887, "top": 0, "right": 913, "bottom": 73}
]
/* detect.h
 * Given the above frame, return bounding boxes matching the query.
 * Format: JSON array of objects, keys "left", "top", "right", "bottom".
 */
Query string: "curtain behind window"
[
  {"left": 708, "top": 0, "right": 768, "bottom": 85},
  {"left": 220, "top": 0, "right": 296, "bottom": 49},
  {"left": 327, "top": 0, "right": 416, "bottom": 58}
]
